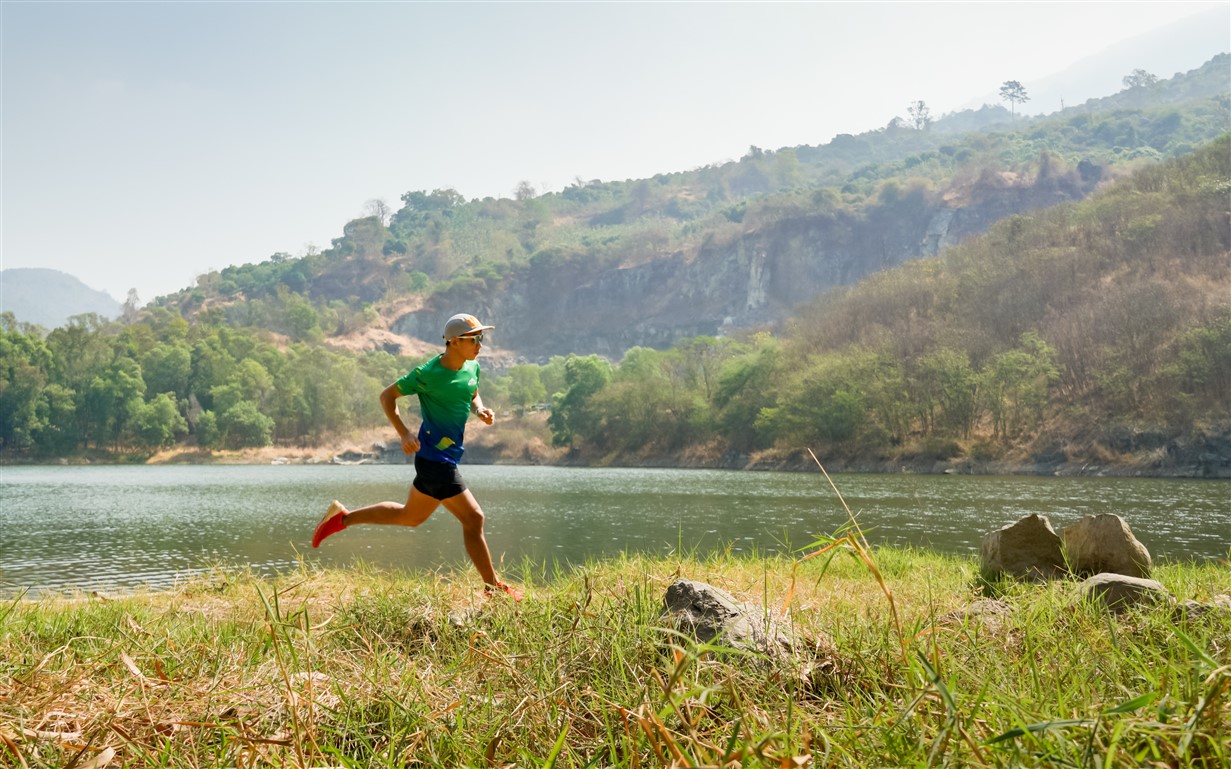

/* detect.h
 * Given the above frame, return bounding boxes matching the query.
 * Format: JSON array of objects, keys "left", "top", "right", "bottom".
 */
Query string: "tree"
[
  {"left": 121, "top": 289, "right": 141, "bottom": 324},
  {"left": 134, "top": 392, "right": 188, "bottom": 448},
  {"left": 514, "top": 181, "right": 537, "bottom": 201},
  {"left": 914, "top": 348, "right": 979, "bottom": 437},
  {"left": 34, "top": 383, "right": 78, "bottom": 453},
  {"left": 546, "top": 355, "right": 612, "bottom": 447},
  {"left": 1122, "top": 69, "right": 1159, "bottom": 90},
  {"left": 591, "top": 348, "right": 706, "bottom": 453},
  {"left": 998, "top": 80, "right": 1030, "bottom": 121},
  {"left": 83, "top": 357, "right": 146, "bottom": 449},
  {"left": 773, "top": 148, "right": 801, "bottom": 189},
  {"left": 668, "top": 336, "right": 736, "bottom": 402},
  {"left": 364, "top": 198, "right": 392, "bottom": 225},
  {"left": 195, "top": 409, "right": 220, "bottom": 448},
  {"left": 0, "top": 327, "right": 51, "bottom": 452},
  {"left": 218, "top": 400, "right": 274, "bottom": 449},
  {"left": 45, "top": 314, "right": 114, "bottom": 395},
  {"left": 907, "top": 100, "right": 932, "bottom": 131},
  {"left": 142, "top": 342, "right": 192, "bottom": 401},
  {"left": 712, "top": 336, "right": 786, "bottom": 452},
  {"left": 507, "top": 365, "right": 547, "bottom": 410},
  {"left": 981, "top": 332, "right": 1058, "bottom": 440},
  {"left": 282, "top": 294, "right": 321, "bottom": 342}
]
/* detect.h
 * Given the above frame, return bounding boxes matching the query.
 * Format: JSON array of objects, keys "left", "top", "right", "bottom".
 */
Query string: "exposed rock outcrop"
[{"left": 393, "top": 175, "right": 1099, "bottom": 361}]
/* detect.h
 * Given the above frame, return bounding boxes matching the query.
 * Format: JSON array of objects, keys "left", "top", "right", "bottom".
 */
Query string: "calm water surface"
[{"left": 2, "top": 464, "right": 1227, "bottom": 596}]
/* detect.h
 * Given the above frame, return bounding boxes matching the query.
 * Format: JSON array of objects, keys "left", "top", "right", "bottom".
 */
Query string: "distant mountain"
[
  {"left": 1, "top": 268, "right": 122, "bottom": 329},
  {"left": 960, "top": 6, "right": 1230, "bottom": 114}
]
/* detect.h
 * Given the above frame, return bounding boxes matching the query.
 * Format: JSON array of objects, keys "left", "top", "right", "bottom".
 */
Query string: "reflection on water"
[{"left": 1, "top": 464, "right": 1227, "bottom": 596}]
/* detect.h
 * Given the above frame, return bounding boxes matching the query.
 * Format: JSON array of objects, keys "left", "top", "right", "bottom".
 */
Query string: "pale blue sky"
[{"left": 3, "top": 1, "right": 1226, "bottom": 305}]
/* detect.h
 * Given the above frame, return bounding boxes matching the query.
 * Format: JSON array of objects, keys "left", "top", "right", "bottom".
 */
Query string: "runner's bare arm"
[
  {"left": 471, "top": 393, "right": 494, "bottom": 425},
  {"left": 381, "top": 383, "right": 420, "bottom": 453}
]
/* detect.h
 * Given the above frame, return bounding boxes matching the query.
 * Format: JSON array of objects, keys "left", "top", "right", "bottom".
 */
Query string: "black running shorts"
[{"left": 412, "top": 455, "right": 467, "bottom": 500}]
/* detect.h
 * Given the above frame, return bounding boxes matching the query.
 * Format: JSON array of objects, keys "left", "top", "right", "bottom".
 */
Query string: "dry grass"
[{"left": 2, "top": 544, "right": 1228, "bottom": 768}]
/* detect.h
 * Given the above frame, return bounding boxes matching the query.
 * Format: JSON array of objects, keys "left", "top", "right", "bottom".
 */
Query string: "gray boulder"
[
  {"left": 660, "top": 579, "right": 854, "bottom": 697},
  {"left": 661, "top": 578, "right": 795, "bottom": 659},
  {"left": 980, "top": 514, "right": 1067, "bottom": 581},
  {"left": 1177, "top": 594, "right": 1231, "bottom": 623},
  {"left": 1080, "top": 573, "right": 1172, "bottom": 613},
  {"left": 1062, "top": 514, "right": 1153, "bottom": 578}
]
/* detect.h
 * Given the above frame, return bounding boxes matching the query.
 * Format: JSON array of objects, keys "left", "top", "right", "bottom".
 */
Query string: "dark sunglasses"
[{"left": 459, "top": 333, "right": 483, "bottom": 343}]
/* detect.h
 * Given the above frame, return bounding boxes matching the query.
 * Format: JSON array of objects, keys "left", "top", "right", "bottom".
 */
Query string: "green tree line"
[{"left": 0, "top": 309, "right": 404, "bottom": 455}]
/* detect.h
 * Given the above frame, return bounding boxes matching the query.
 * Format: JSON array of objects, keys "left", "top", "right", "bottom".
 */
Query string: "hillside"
[
  {"left": 0, "top": 268, "right": 122, "bottom": 329},
  {"left": 153, "top": 55, "right": 1230, "bottom": 364},
  {"left": 540, "top": 137, "right": 1231, "bottom": 477}
]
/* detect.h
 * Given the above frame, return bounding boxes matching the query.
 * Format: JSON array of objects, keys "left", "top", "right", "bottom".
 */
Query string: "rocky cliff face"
[{"left": 392, "top": 170, "right": 1100, "bottom": 362}]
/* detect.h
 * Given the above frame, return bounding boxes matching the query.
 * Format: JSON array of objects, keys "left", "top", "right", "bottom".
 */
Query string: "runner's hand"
[
  {"left": 475, "top": 407, "right": 494, "bottom": 425},
  {"left": 400, "top": 433, "right": 420, "bottom": 454}
]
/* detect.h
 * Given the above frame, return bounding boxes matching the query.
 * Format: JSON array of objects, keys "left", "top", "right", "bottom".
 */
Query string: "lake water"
[{"left": 1, "top": 464, "right": 1227, "bottom": 596}]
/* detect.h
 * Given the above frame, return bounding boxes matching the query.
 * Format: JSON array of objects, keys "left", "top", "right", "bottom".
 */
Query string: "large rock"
[
  {"left": 1080, "top": 573, "right": 1172, "bottom": 613},
  {"left": 980, "top": 514, "right": 1067, "bottom": 581},
  {"left": 661, "top": 579, "right": 795, "bottom": 659},
  {"left": 1062, "top": 514, "right": 1153, "bottom": 578}
]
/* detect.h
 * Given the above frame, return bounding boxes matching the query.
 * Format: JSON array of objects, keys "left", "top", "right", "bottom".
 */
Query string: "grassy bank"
[{"left": 2, "top": 547, "right": 1228, "bottom": 768}]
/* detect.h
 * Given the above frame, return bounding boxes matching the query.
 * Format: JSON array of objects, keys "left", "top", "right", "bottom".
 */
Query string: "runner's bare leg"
[
  {"left": 442, "top": 490, "right": 499, "bottom": 586},
  {"left": 344, "top": 486, "right": 439, "bottom": 527}
]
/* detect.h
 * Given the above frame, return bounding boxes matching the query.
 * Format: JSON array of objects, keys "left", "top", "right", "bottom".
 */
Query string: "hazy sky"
[{"left": 2, "top": 1, "right": 1226, "bottom": 305}]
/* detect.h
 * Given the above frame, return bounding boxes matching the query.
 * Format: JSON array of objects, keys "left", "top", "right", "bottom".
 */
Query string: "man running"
[{"left": 311, "top": 312, "right": 521, "bottom": 600}]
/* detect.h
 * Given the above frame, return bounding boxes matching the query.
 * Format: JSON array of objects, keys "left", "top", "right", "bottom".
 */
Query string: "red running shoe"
[
  {"left": 312, "top": 501, "right": 348, "bottom": 548},
  {"left": 484, "top": 581, "right": 524, "bottom": 602}
]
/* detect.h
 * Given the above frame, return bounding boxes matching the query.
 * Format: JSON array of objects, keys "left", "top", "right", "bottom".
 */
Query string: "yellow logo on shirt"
[{"left": 435, "top": 437, "right": 456, "bottom": 450}]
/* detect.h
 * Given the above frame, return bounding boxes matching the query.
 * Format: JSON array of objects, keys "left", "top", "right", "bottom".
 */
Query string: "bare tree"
[
  {"left": 364, "top": 198, "right": 392, "bottom": 225},
  {"left": 121, "top": 288, "right": 141, "bottom": 324},
  {"left": 514, "top": 180, "right": 537, "bottom": 201}
]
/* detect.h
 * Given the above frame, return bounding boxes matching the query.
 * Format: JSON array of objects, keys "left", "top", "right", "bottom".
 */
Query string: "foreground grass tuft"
[{"left": 1, "top": 549, "right": 1227, "bottom": 768}]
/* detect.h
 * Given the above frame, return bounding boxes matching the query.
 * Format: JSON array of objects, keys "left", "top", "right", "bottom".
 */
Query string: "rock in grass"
[
  {"left": 980, "top": 514, "right": 1067, "bottom": 582},
  {"left": 660, "top": 578, "right": 855, "bottom": 697},
  {"left": 941, "top": 598, "right": 1014, "bottom": 633},
  {"left": 1062, "top": 513, "right": 1153, "bottom": 578},
  {"left": 1080, "top": 572, "right": 1172, "bottom": 613},
  {"left": 1177, "top": 594, "right": 1231, "bottom": 623}
]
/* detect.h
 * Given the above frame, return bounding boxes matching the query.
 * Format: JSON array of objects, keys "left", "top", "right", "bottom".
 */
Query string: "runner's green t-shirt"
[{"left": 394, "top": 355, "right": 480, "bottom": 465}]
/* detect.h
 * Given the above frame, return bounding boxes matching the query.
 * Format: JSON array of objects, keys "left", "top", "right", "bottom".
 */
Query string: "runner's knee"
[{"left": 457, "top": 507, "right": 485, "bottom": 533}]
